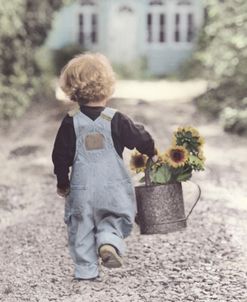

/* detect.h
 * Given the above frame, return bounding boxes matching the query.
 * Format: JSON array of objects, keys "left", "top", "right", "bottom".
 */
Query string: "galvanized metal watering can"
[{"left": 135, "top": 159, "right": 201, "bottom": 234}]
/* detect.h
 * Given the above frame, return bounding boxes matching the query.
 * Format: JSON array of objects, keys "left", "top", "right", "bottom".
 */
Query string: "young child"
[{"left": 52, "top": 52, "right": 156, "bottom": 280}]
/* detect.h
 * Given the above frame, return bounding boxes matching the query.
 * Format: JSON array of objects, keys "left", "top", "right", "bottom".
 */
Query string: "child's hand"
[
  {"left": 151, "top": 148, "right": 159, "bottom": 163},
  {"left": 57, "top": 187, "right": 70, "bottom": 198},
  {"left": 151, "top": 155, "right": 159, "bottom": 163}
]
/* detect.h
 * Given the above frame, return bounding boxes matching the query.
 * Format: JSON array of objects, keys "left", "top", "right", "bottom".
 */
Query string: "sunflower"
[
  {"left": 165, "top": 146, "right": 189, "bottom": 168},
  {"left": 198, "top": 150, "right": 206, "bottom": 163},
  {"left": 175, "top": 126, "right": 200, "bottom": 137},
  {"left": 198, "top": 136, "right": 205, "bottom": 146},
  {"left": 130, "top": 150, "right": 148, "bottom": 172},
  {"left": 158, "top": 152, "right": 168, "bottom": 164}
]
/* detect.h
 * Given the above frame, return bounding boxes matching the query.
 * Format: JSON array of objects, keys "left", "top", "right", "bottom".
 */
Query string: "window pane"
[
  {"left": 187, "top": 13, "right": 194, "bottom": 42},
  {"left": 175, "top": 13, "right": 180, "bottom": 42},
  {"left": 79, "top": 14, "right": 83, "bottom": 25},
  {"left": 147, "top": 13, "right": 153, "bottom": 43},
  {"left": 160, "top": 14, "right": 164, "bottom": 25},
  {"left": 79, "top": 14, "right": 84, "bottom": 44},
  {"left": 159, "top": 14, "right": 166, "bottom": 42},
  {"left": 91, "top": 14, "right": 98, "bottom": 43}
]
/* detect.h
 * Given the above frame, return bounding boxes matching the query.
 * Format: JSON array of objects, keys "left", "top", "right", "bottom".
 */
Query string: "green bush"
[
  {"left": 113, "top": 56, "right": 150, "bottom": 79},
  {"left": 221, "top": 107, "right": 247, "bottom": 136},
  {"left": 0, "top": 0, "right": 70, "bottom": 120},
  {"left": 52, "top": 44, "right": 87, "bottom": 76},
  {"left": 188, "top": 0, "right": 247, "bottom": 135}
]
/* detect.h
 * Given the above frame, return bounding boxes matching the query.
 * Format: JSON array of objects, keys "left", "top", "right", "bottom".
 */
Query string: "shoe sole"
[
  {"left": 100, "top": 246, "right": 123, "bottom": 268},
  {"left": 74, "top": 276, "right": 103, "bottom": 282}
]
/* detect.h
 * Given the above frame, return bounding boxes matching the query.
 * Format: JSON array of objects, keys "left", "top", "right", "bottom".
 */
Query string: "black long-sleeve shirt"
[{"left": 52, "top": 105, "right": 155, "bottom": 189}]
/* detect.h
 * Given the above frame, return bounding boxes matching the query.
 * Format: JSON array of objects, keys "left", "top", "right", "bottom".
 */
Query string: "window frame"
[
  {"left": 77, "top": 4, "right": 99, "bottom": 46},
  {"left": 146, "top": 3, "right": 167, "bottom": 46},
  {"left": 170, "top": 0, "right": 196, "bottom": 46}
]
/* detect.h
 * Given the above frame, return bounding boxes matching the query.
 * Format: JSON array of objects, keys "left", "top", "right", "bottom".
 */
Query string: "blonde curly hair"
[{"left": 59, "top": 52, "right": 116, "bottom": 104}]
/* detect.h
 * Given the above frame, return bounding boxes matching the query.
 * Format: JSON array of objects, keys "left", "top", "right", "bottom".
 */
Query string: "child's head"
[{"left": 59, "top": 52, "right": 116, "bottom": 105}]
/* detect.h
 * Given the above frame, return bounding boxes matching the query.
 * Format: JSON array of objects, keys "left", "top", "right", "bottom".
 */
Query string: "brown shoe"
[{"left": 99, "top": 245, "right": 123, "bottom": 268}]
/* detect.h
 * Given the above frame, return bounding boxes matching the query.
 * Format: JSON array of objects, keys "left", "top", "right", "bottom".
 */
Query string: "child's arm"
[
  {"left": 114, "top": 112, "right": 156, "bottom": 157},
  {"left": 52, "top": 115, "right": 76, "bottom": 196}
]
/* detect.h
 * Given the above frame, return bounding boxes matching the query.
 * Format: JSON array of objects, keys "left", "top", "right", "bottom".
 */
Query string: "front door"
[{"left": 108, "top": 3, "right": 138, "bottom": 64}]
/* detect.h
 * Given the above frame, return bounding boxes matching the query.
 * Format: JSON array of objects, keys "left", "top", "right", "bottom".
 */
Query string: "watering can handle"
[
  {"left": 184, "top": 180, "right": 201, "bottom": 221},
  {"left": 144, "top": 158, "right": 201, "bottom": 224},
  {"left": 144, "top": 158, "right": 153, "bottom": 186}
]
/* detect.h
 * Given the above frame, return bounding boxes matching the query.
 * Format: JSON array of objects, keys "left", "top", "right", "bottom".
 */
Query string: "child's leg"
[
  {"left": 67, "top": 213, "right": 99, "bottom": 279},
  {"left": 94, "top": 211, "right": 133, "bottom": 257},
  {"left": 93, "top": 179, "right": 135, "bottom": 267}
]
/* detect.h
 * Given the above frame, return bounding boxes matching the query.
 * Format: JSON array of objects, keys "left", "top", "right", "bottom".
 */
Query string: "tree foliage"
[
  {"left": 198, "top": 0, "right": 247, "bottom": 84},
  {"left": 0, "top": 0, "right": 69, "bottom": 119},
  {"left": 192, "top": 0, "right": 247, "bottom": 135}
]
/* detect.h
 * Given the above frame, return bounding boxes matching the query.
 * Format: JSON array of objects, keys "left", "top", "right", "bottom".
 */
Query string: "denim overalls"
[{"left": 64, "top": 107, "right": 136, "bottom": 279}]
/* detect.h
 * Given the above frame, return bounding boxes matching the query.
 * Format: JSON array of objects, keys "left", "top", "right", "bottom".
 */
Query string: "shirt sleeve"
[
  {"left": 51, "top": 115, "right": 76, "bottom": 189},
  {"left": 117, "top": 112, "right": 156, "bottom": 157}
]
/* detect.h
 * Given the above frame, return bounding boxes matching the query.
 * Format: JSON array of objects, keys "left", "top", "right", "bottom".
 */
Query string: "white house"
[{"left": 46, "top": 0, "right": 204, "bottom": 75}]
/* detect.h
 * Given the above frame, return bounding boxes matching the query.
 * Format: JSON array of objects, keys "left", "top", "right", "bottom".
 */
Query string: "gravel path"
[{"left": 0, "top": 82, "right": 247, "bottom": 302}]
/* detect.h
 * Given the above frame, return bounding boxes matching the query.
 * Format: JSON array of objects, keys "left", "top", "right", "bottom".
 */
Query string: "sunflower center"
[{"left": 171, "top": 150, "right": 185, "bottom": 163}]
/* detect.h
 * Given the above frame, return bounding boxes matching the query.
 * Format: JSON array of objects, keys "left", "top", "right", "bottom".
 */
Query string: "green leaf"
[
  {"left": 185, "top": 131, "right": 192, "bottom": 138},
  {"left": 150, "top": 165, "right": 171, "bottom": 184},
  {"left": 189, "top": 155, "right": 204, "bottom": 170},
  {"left": 176, "top": 171, "right": 192, "bottom": 182}
]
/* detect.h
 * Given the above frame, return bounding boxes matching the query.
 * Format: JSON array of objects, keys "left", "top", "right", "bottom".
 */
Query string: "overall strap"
[
  {"left": 100, "top": 107, "right": 117, "bottom": 122},
  {"left": 69, "top": 107, "right": 93, "bottom": 138}
]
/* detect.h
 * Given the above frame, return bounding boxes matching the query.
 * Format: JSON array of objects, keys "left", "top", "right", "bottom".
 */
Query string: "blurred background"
[
  {"left": 0, "top": 0, "right": 246, "bottom": 134},
  {"left": 0, "top": 1, "right": 247, "bottom": 301}
]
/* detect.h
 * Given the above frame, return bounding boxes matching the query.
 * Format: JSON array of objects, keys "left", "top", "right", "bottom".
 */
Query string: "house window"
[
  {"left": 159, "top": 14, "right": 166, "bottom": 42},
  {"left": 78, "top": 13, "right": 98, "bottom": 45},
  {"left": 187, "top": 13, "right": 194, "bottom": 42},
  {"left": 147, "top": 13, "right": 166, "bottom": 43},
  {"left": 175, "top": 13, "right": 180, "bottom": 42},
  {"left": 91, "top": 14, "right": 98, "bottom": 43},
  {"left": 79, "top": 14, "right": 84, "bottom": 44},
  {"left": 147, "top": 13, "right": 153, "bottom": 43}
]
